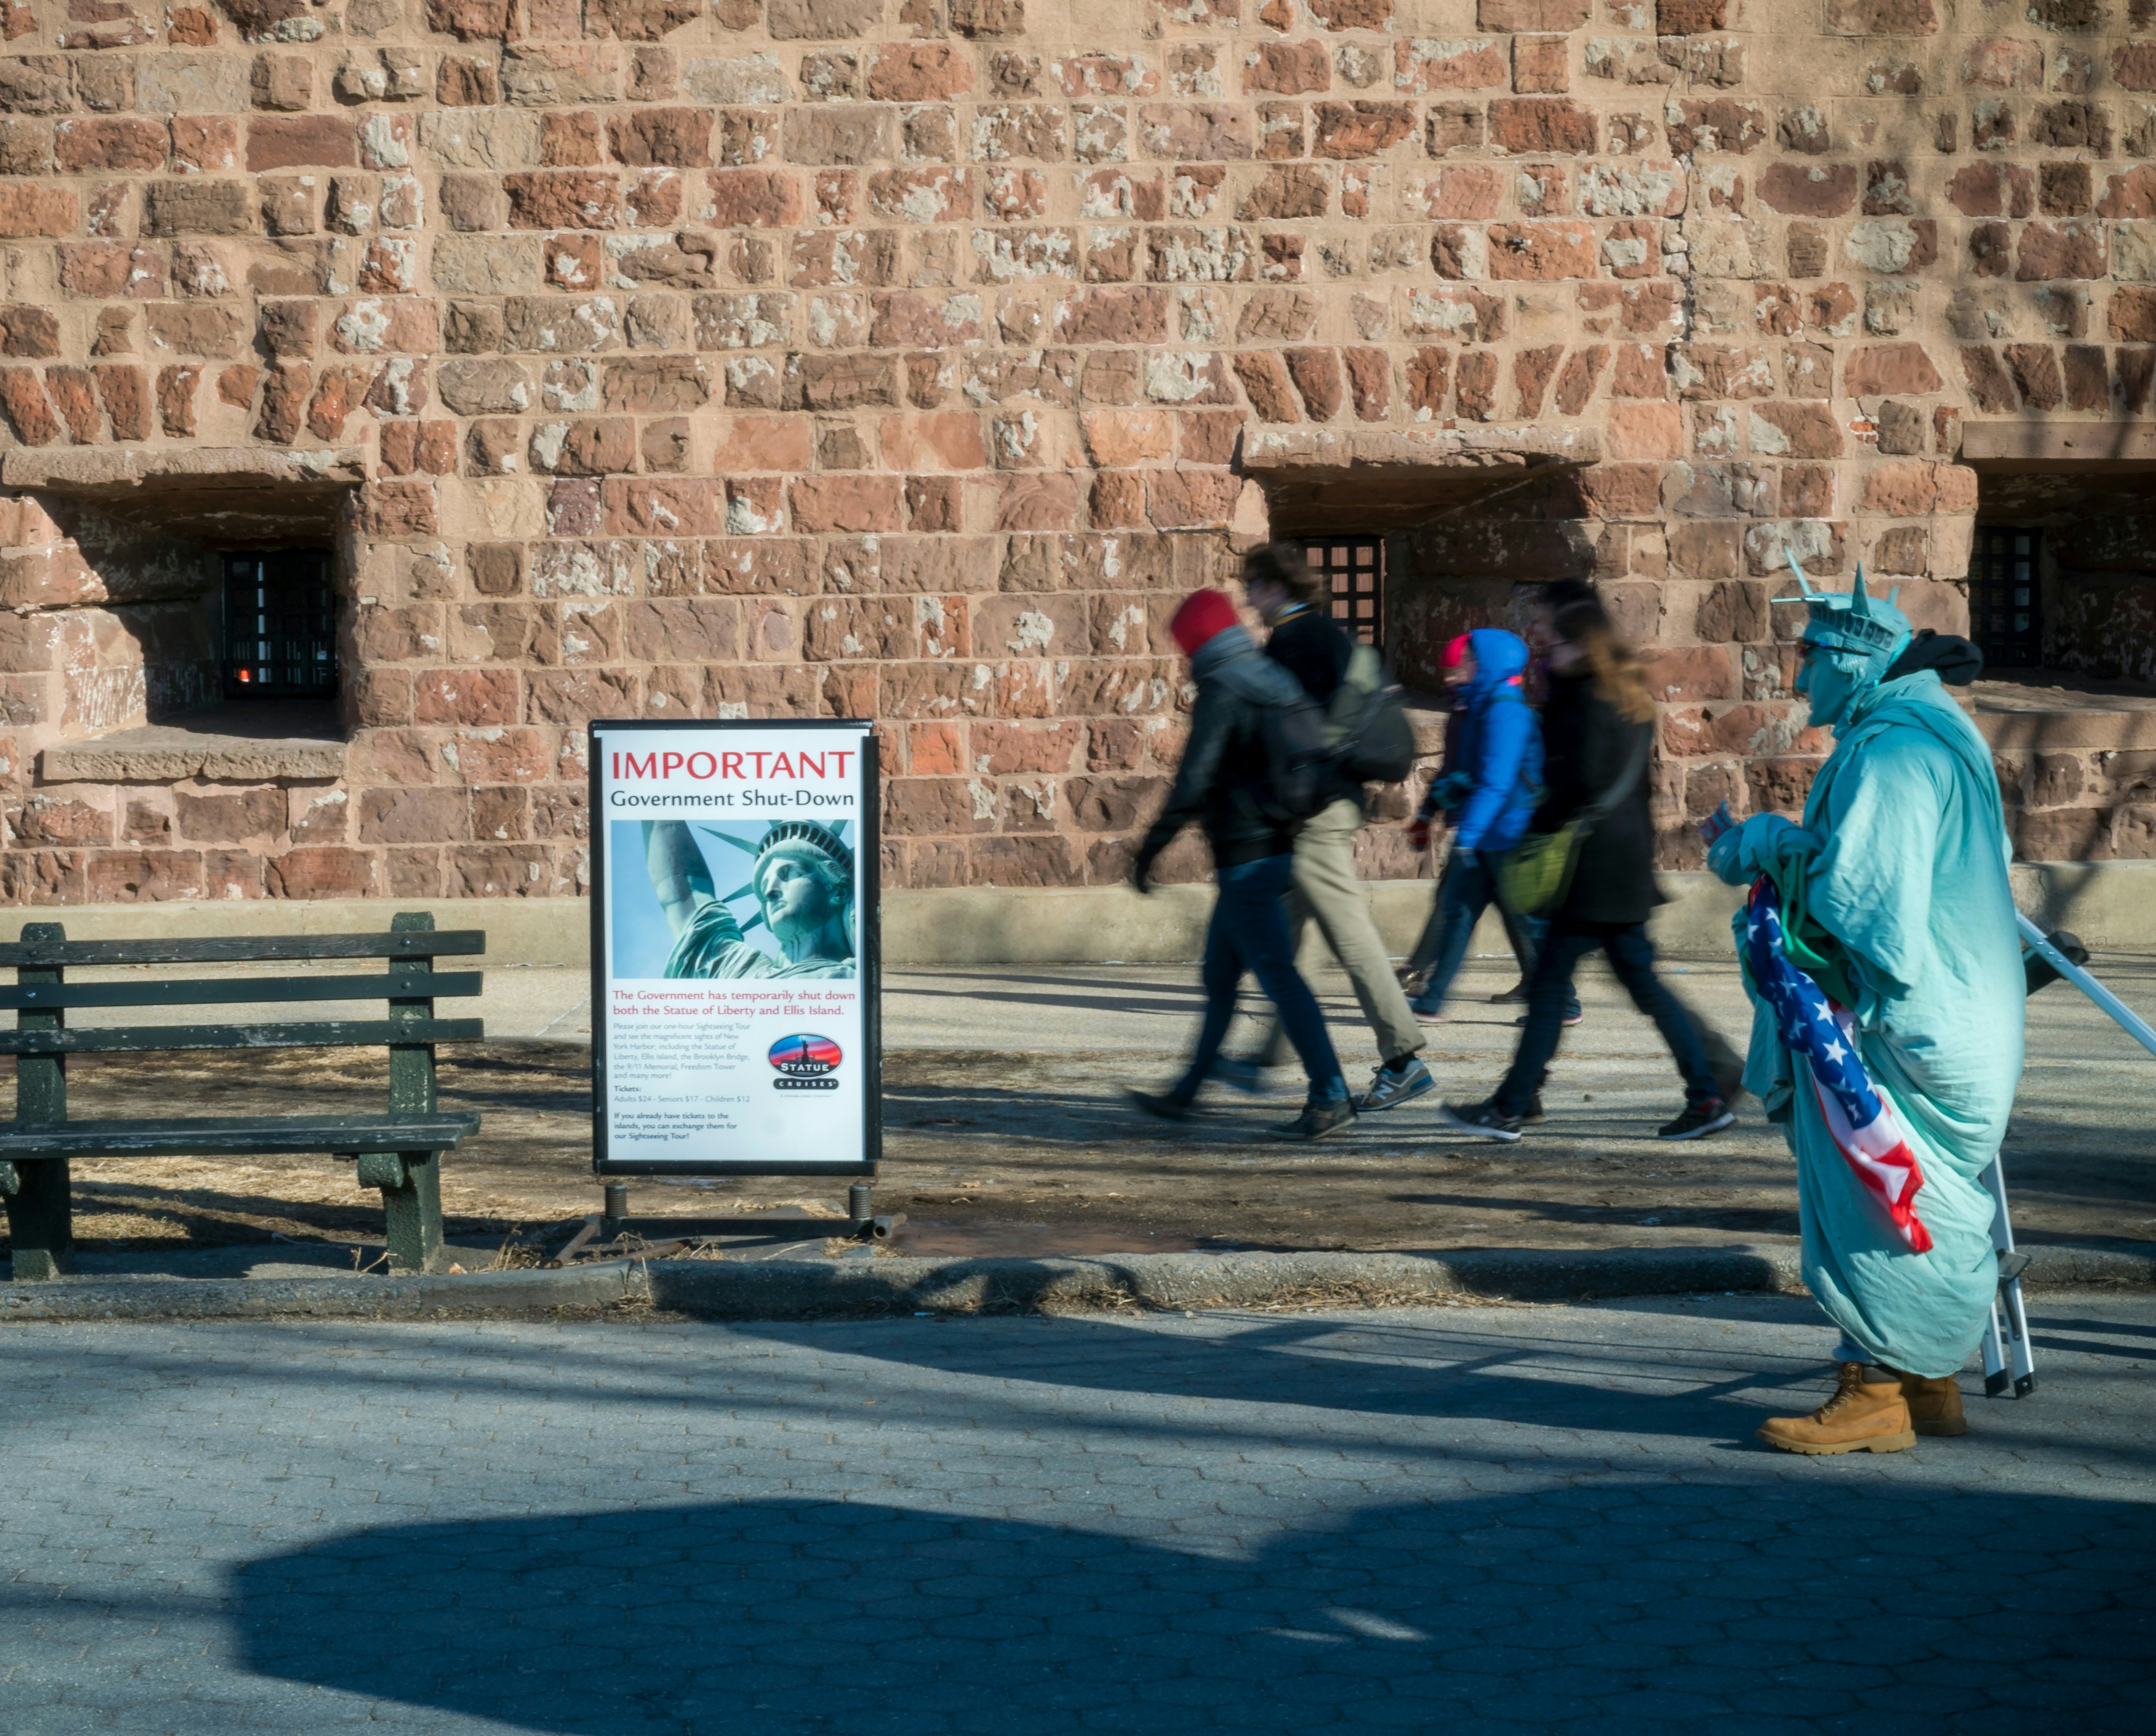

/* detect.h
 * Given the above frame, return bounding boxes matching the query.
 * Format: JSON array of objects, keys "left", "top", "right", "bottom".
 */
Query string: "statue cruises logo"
[{"left": 768, "top": 1033, "right": 843, "bottom": 1091}]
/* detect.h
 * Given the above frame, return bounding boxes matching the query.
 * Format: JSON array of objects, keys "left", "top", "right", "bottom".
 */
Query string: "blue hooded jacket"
[{"left": 1442, "top": 628, "right": 1541, "bottom": 852}]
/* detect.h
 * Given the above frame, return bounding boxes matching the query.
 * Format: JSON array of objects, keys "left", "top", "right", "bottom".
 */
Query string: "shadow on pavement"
[
  {"left": 1389, "top": 1189, "right": 1800, "bottom": 1234},
  {"left": 231, "top": 1480, "right": 2156, "bottom": 1734},
  {"left": 218, "top": 1305, "right": 2156, "bottom": 1731}
]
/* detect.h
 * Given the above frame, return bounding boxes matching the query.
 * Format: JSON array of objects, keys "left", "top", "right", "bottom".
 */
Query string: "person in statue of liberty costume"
[
  {"left": 642, "top": 818, "right": 856, "bottom": 980},
  {"left": 1704, "top": 562, "right": 2023, "bottom": 1455}
]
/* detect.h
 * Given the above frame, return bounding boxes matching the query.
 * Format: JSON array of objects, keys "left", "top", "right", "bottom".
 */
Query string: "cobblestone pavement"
[{"left": 4, "top": 1294, "right": 2153, "bottom": 1735}]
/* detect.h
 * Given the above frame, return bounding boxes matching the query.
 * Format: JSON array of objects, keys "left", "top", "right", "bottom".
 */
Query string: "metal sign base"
[{"left": 582, "top": 1173, "right": 901, "bottom": 1250}]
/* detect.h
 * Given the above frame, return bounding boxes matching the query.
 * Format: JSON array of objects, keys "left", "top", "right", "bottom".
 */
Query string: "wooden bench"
[{"left": 0, "top": 911, "right": 484, "bottom": 1281}]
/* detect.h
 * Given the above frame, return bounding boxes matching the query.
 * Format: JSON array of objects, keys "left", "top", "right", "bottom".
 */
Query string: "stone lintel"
[
  {"left": 1959, "top": 422, "right": 2156, "bottom": 472},
  {"left": 1242, "top": 427, "right": 1600, "bottom": 535},
  {"left": 2, "top": 448, "right": 367, "bottom": 492},
  {"left": 1241, "top": 426, "right": 1601, "bottom": 473}
]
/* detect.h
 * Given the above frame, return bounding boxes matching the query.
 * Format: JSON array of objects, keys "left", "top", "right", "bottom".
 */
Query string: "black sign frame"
[{"left": 586, "top": 717, "right": 881, "bottom": 1179}]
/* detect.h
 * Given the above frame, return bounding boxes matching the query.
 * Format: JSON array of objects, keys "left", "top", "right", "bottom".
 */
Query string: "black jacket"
[
  {"left": 1135, "top": 626, "right": 1302, "bottom": 876},
  {"left": 1531, "top": 667, "right": 1660, "bottom": 927},
  {"left": 1263, "top": 603, "right": 1363, "bottom": 812},
  {"left": 1264, "top": 603, "right": 1354, "bottom": 704}
]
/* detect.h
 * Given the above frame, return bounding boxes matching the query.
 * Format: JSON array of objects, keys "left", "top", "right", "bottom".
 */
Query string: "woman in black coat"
[{"left": 1438, "top": 590, "right": 1735, "bottom": 1142}]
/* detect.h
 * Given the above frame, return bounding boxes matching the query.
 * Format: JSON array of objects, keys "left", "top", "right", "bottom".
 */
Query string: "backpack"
[
  {"left": 1251, "top": 683, "right": 1333, "bottom": 824},
  {"left": 1325, "top": 644, "right": 1418, "bottom": 785}
]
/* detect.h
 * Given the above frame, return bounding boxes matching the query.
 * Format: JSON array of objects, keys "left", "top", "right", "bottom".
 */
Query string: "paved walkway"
[
  {"left": 23, "top": 948, "right": 2152, "bottom": 1261},
  {"left": 3, "top": 1295, "right": 2152, "bottom": 1733}
]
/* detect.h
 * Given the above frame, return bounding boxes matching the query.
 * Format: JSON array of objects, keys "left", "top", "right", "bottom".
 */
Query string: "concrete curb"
[
  {"left": 3, "top": 1242, "right": 2152, "bottom": 1323},
  {"left": 639, "top": 1243, "right": 2156, "bottom": 1318},
  {"left": 0, "top": 1261, "right": 637, "bottom": 1323},
  {"left": 645, "top": 1246, "right": 1810, "bottom": 1317}
]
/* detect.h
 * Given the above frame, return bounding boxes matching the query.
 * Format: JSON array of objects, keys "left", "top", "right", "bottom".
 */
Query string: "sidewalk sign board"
[{"left": 587, "top": 718, "right": 879, "bottom": 1178}]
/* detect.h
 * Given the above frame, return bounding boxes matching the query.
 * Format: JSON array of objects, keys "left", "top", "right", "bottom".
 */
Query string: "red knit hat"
[
  {"left": 1441, "top": 633, "right": 1471, "bottom": 670},
  {"left": 1170, "top": 588, "right": 1240, "bottom": 657}
]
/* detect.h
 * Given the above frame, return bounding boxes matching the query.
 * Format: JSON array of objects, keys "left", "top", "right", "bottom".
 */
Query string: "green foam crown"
[{"left": 1774, "top": 551, "right": 1910, "bottom": 654}]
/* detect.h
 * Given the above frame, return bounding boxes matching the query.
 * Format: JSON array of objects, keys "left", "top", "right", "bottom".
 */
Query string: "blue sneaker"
[{"left": 1362, "top": 1058, "right": 1435, "bottom": 1111}]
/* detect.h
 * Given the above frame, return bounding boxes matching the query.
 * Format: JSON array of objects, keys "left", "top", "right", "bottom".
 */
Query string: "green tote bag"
[{"left": 1494, "top": 723, "right": 1651, "bottom": 920}]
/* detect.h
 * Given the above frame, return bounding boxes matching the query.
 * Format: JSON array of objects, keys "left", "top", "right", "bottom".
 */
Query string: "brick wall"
[{"left": 0, "top": 0, "right": 2150, "bottom": 904}]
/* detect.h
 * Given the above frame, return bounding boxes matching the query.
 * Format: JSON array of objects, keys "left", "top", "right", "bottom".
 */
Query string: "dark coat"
[
  {"left": 1262, "top": 602, "right": 1362, "bottom": 812},
  {"left": 1531, "top": 666, "right": 1661, "bottom": 927},
  {"left": 1134, "top": 626, "right": 1302, "bottom": 876},
  {"left": 1263, "top": 603, "right": 1354, "bottom": 704}
]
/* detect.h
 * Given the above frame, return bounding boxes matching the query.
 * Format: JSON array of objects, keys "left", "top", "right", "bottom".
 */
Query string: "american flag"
[{"left": 1745, "top": 878, "right": 1934, "bottom": 1254}]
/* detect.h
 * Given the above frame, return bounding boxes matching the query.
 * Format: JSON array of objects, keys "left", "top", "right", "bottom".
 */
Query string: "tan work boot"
[
  {"left": 1891, "top": 1368, "right": 1967, "bottom": 1437},
  {"left": 1756, "top": 1363, "right": 1917, "bottom": 1456}
]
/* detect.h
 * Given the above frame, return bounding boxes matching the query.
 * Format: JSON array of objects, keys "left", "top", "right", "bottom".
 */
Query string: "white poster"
[{"left": 589, "top": 720, "right": 879, "bottom": 1174}]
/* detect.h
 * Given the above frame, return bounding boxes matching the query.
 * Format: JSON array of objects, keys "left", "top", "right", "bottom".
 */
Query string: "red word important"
[{"left": 612, "top": 748, "right": 855, "bottom": 783}]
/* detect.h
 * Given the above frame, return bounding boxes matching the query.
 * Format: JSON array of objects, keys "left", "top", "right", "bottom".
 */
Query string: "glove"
[
  {"left": 1429, "top": 770, "right": 1472, "bottom": 810},
  {"left": 1706, "top": 812, "right": 1818, "bottom": 887},
  {"left": 1406, "top": 818, "right": 1432, "bottom": 852}
]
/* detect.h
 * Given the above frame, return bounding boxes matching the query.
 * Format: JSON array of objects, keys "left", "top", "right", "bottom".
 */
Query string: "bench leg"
[
  {"left": 356, "top": 1150, "right": 445, "bottom": 1274},
  {"left": 3, "top": 1158, "right": 75, "bottom": 1282},
  {"left": 374, "top": 1150, "right": 444, "bottom": 1276}
]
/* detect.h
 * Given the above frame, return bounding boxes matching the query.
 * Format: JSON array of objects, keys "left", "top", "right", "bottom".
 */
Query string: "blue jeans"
[
  {"left": 1408, "top": 849, "right": 1578, "bottom": 1019},
  {"left": 1494, "top": 918, "right": 1717, "bottom": 1116},
  {"left": 1172, "top": 853, "right": 1346, "bottom": 1105}
]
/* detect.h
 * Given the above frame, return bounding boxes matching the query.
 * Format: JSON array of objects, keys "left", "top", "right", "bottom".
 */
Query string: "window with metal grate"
[
  {"left": 1297, "top": 538, "right": 1383, "bottom": 648},
  {"left": 1971, "top": 527, "right": 2041, "bottom": 669},
  {"left": 222, "top": 550, "right": 337, "bottom": 700}
]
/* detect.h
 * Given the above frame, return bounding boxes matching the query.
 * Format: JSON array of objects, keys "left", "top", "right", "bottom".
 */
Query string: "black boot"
[{"left": 1127, "top": 1088, "right": 1194, "bottom": 1121}]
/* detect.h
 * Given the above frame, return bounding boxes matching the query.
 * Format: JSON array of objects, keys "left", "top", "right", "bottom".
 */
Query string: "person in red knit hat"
[
  {"left": 1166, "top": 587, "right": 1238, "bottom": 655},
  {"left": 1127, "top": 588, "right": 1353, "bottom": 1141}
]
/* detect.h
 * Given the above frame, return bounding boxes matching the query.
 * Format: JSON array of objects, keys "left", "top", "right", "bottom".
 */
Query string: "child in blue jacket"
[{"left": 1404, "top": 629, "right": 1579, "bottom": 1026}]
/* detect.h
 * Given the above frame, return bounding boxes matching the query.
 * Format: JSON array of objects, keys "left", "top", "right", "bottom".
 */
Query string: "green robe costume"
[{"left": 1713, "top": 672, "right": 2024, "bottom": 1377}]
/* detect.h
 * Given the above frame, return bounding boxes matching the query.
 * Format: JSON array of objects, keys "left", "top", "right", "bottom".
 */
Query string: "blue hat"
[{"left": 1776, "top": 549, "right": 1910, "bottom": 658}]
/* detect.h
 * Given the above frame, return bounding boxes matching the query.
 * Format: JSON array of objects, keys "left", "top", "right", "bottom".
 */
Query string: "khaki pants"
[{"left": 1258, "top": 798, "right": 1424, "bottom": 1069}]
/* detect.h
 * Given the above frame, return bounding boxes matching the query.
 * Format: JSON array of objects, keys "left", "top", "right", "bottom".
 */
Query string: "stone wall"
[{"left": 0, "top": 0, "right": 2152, "bottom": 904}]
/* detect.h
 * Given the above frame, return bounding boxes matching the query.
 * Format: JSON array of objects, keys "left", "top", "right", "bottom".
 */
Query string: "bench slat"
[
  {"left": 0, "top": 1112, "right": 481, "bottom": 1159},
  {"left": 0, "top": 1018, "right": 486, "bottom": 1055},
  {"left": 0, "top": 972, "right": 484, "bottom": 1011},
  {"left": 0, "top": 931, "right": 487, "bottom": 967}
]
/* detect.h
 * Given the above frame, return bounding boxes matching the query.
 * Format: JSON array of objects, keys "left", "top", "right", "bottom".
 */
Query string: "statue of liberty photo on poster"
[
  {"left": 636, "top": 816, "right": 858, "bottom": 982},
  {"left": 589, "top": 719, "right": 879, "bottom": 1177}
]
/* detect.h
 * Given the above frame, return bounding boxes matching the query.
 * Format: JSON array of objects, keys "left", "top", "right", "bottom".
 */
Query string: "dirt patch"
[{"left": 4, "top": 1039, "right": 2148, "bottom": 1262}]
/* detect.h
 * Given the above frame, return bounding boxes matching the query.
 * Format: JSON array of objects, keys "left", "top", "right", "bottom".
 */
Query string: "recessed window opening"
[
  {"left": 1299, "top": 538, "right": 1384, "bottom": 649},
  {"left": 223, "top": 549, "right": 336, "bottom": 700},
  {"left": 1971, "top": 526, "right": 2042, "bottom": 671}
]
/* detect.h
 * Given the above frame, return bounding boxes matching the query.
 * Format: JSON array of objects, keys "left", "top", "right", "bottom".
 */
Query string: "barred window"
[
  {"left": 1298, "top": 538, "right": 1383, "bottom": 648},
  {"left": 1971, "top": 527, "right": 2041, "bottom": 670},
  {"left": 223, "top": 550, "right": 336, "bottom": 700}
]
